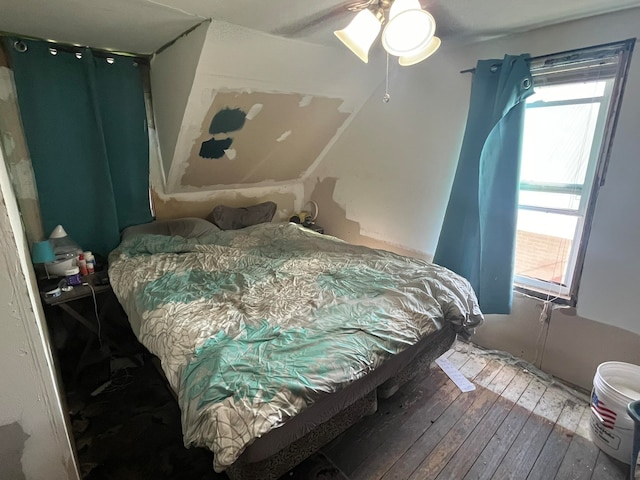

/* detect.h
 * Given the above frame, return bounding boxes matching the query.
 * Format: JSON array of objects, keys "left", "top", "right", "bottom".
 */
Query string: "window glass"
[
  {"left": 520, "top": 102, "right": 601, "bottom": 186},
  {"left": 513, "top": 40, "right": 634, "bottom": 303},
  {"left": 526, "top": 81, "right": 607, "bottom": 103},
  {"left": 519, "top": 191, "right": 582, "bottom": 211},
  {"left": 515, "top": 210, "right": 578, "bottom": 285}
]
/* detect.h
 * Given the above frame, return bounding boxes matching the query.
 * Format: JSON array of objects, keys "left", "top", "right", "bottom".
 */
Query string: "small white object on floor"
[
  {"left": 436, "top": 355, "right": 476, "bottom": 392},
  {"left": 90, "top": 380, "right": 112, "bottom": 397}
]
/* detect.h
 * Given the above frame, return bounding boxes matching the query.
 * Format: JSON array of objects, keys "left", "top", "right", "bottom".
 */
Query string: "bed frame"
[{"left": 225, "top": 323, "right": 457, "bottom": 480}]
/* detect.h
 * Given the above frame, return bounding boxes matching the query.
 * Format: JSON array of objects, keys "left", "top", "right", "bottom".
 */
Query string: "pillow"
[
  {"left": 121, "top": 217, "right": 220, "bottom": 241},
  {"left": 206, "top": 201, "right": 277, "bottom": 230}
]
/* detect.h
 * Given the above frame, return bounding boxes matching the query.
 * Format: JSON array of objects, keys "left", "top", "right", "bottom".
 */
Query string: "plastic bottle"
[
  {"left": 78, "top": 254, "right": 88, "bottom": 276},
  {"left": 84, "top": 251, "right": 95, "bottom": 274},
  {"left": 65, "top": 267, "right": 82, "bottom": 286}
]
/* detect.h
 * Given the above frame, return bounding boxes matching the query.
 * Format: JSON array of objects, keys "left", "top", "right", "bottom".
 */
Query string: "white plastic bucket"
[{"left": 590, "top": 361, "right": 640, "bottom": 464}]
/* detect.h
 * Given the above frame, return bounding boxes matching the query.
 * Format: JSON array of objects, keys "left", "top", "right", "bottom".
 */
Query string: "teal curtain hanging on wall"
[
  {"left": 8, "top": 38, "right": 151, "bottom": 257},
  {"left": 433, "top": 55, "right": 533, "bottom": 314}
]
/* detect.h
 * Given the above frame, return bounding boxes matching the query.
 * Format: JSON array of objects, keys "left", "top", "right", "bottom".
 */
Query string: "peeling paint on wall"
[
  {"left": 299, "top": 96, "right": 313, "bottom": 108},
  {"left": 2, "top": 131, "right": 15, "bottom": 156},
  {"left": 0, "top": 115, "right": 80, "bottom": 480},
  {"left": 225, "top": 148, "right": 237, "bottom": 160},
  {"left": 245, "top": 103, "right": 263, "bottom": 120},
  {"left": 0, "top": 422, "right": 29, "bottom": 480},
  {"left": 276, "top": 130, "right": 291, "bottom": 142},
  {"left": 0, "top": 57, "right": 44, "bottom": 245},
  {"left": 180, "top": 90, "right": 350, "bottom": 188}
]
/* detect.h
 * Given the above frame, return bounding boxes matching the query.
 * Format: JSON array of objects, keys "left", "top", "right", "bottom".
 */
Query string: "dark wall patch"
[
  {"left": 201, "top": 107, "right": 247, "bottom": 160},
  {"left": 0, "top": 422, "right": 30, "bottom": 480},
  {"left": 209, "top": 108, "right": 246, "bottom": 134},
  {"left": 199, "top": 137, "right": 233, "bottom": 159},
  {"left": 185, "top": 92, "right": 350, "bottom": 186}
]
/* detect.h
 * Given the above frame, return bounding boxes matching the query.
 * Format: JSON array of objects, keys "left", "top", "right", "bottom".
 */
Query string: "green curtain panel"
[
  {"left": 433, "top": 55, "right": 533, "bottom": 314},
  {"left": 8, "top": 38, "right": 151, "bottom": 257}
]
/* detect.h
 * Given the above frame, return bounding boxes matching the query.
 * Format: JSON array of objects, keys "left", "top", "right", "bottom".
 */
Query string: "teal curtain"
[
  {"left": 433, "top": 55, "right": 533, "bottom": 314},
  {"left": 8, "top": 38, "right": 152, "bottom": 257}
]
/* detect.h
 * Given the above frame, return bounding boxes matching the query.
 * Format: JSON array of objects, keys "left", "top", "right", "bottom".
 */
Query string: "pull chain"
[{"left": 383, "top": 52, "right": 390, "bottom": 103}]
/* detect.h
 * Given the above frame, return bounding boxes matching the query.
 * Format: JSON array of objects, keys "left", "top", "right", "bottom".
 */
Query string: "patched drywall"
[
  {"left": 0, "top": 422, "right": 29, "bottom": 480},
  {"left": 180, "top": 90, "right": 349, "bottom": 187},
  {"left": 149, "top": 18, "right": 381, "bottom": 223}
]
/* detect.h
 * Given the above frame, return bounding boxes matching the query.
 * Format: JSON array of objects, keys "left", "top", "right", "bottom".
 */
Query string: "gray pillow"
[
  {"left": 121, "top": 217, "right": 219, "bottom": 241},
  {"left": 207, "top": 202, "right": 277, "bottom": 230}
]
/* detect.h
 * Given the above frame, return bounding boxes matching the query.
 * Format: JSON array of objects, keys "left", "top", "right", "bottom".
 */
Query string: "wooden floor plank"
[
  {"left": 491, "top": 382, "right": 569, "bottom": 480},
  {"left": 322, "top": 341, "right": 610, "bottom": 480},
  {"left": 527, "top": 398, "right": 585, "bottom": 480},
  {"left": 462, "top": 377, "right": 548, "bottom": 480},
  {"left": 350, "top": 379, "right": 465, "bottom": 480},
  {"left": 324, "top": 366, "right": 451, "bottom": 474},
  {"left": 434, "top": 367, "right": 533, "bottom": 480},
  {"left": 331, "top": 350, "right": 490, "bottom": 477},
  {"left": 407, "top": 365, "right": 518, "bottom": 480},
  {"left": 377, "top": 360, "right": 504, "bottom": 480},
  {"left": 554, "top": 406, "right": 601, "bottom": 480},
  {"left": 324, "top": 344, "right": 475, "bottom": 470},
  {"left": 590, "top": 450, "right": 629, "bottom": 480}
]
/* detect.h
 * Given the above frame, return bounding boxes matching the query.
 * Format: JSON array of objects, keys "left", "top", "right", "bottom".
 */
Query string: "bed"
[{"left": 108, "top": 216, "right": 483, "bottom": 479}]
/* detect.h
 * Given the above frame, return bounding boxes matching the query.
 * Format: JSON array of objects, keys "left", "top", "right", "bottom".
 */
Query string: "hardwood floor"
[{"left": 322, "top": 341, "right": 630, "bottom": 480}]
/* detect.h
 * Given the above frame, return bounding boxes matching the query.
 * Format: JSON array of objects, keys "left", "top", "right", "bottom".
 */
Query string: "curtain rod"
[
  {"left": 0, "top": 31, "right": 151, "bottom": 62},
  {"left": 459, "top": 55, "right": 537, "bottom": 74},
  {"left": 459, "top": 38, "right": 635, "bottom": 74}
]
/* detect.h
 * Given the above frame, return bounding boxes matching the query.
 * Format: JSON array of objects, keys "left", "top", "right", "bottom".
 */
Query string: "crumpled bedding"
[{"left": 108, "top": 222, "right": 483, "bottom": 471}]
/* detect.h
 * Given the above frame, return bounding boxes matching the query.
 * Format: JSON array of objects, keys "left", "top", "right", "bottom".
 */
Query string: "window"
[{"left": 514, "top": 40, "right": 635, "bottom": 303}]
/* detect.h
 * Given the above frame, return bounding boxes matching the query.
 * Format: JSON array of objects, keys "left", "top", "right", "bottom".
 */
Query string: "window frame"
[{"left": 513, "top": 39, "right": 635, "bottom": 305}]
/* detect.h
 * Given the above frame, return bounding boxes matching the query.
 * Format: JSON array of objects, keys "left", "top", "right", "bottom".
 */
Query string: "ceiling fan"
[{"left": 273, "top": 0, "right": 441, "bottom": 66}]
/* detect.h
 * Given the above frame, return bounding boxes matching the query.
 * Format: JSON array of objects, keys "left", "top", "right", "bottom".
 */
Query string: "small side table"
[
  {"left": 40, "top": 277, "right": 113, "bottom": 336},
  {"left": 39, "top": 274, "right": 122, "bottom": 381}
]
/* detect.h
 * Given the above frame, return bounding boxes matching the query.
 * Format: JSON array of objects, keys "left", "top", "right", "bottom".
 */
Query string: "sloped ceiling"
[{"left": 1, "top": 0, "right": 640, "bottom": 54}]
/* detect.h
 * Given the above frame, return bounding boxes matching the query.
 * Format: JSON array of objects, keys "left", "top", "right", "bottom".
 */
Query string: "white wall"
[
  {"left": 306, "top": 48, "right": 470, "bottom": 255},
  {"left": 151, "top": 21, "right": 209, "bottom": 177},
  {"left": 0, "top": 145, "right": 79, "bottom": 479},
  {"left": 311, "top": 8, "right": 640, "bottom": 388}
]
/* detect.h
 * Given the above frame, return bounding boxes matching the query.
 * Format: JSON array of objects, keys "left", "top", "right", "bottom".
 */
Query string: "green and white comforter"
[{"left": 108, "top": 222, "right": 482, "bottom": 471}]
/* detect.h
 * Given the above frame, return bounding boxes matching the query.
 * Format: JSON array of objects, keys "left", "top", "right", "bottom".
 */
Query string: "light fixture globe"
[
  {"left": 382, "top": 8, "right": 436, "bottom": 57},
  {"left": 399, "top": 35, "right": 441, "bottom": 66},
  {"left": 334, "top": 9, "right": 382, "bottom": 63},
  {"left": 387, "top": 0, "right": 422, "bottom": 20}
]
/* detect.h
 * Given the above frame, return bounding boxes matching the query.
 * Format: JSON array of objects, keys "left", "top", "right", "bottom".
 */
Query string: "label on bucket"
[
  {"left": 590, "top": 414, "right": 621, "bottom": 450},
  {"left": 592, "top": 391, "right": 617, "bottom": 429}
]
